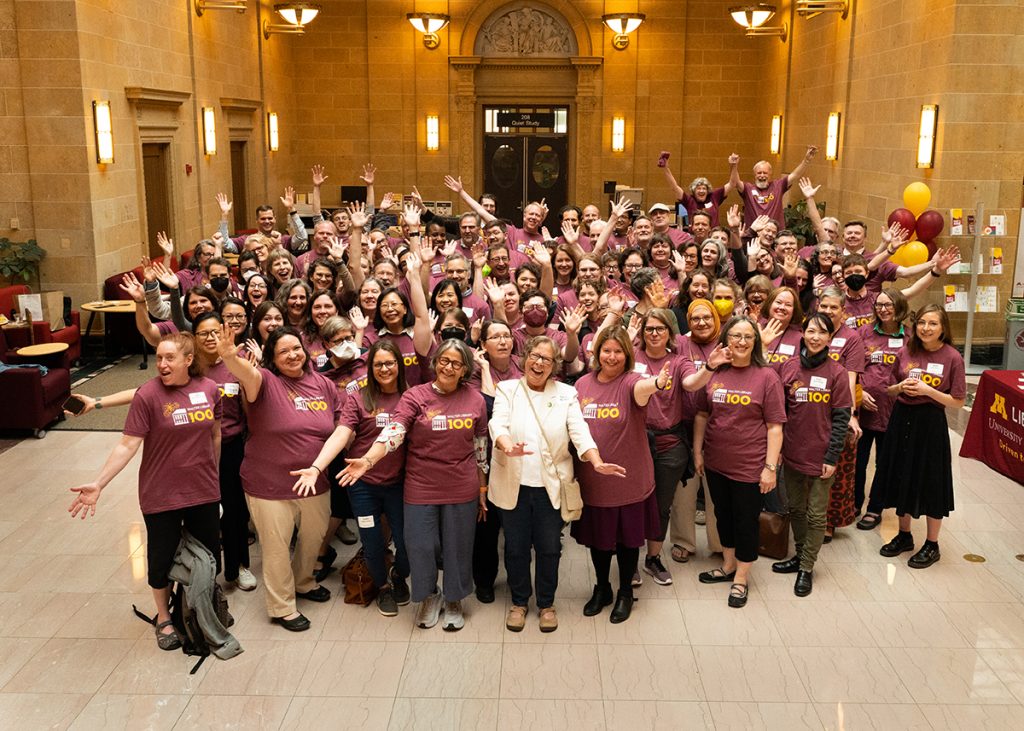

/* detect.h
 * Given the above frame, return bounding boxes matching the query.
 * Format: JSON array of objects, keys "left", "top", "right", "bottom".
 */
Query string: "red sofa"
[
  {"left": 0, "top": 284, "right": 80, "bottom": 368},
  {"left": 0, "top": 325, "right": 70, "bottom": 437}
]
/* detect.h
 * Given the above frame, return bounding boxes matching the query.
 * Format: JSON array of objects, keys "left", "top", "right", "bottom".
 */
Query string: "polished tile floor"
[{"left": 2, "top": 427, "right": 1024, "bottom": 730}]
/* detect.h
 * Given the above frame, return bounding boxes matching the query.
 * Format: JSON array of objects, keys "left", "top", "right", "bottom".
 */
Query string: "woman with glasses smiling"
[
  {"left": 363, "top": 252, "right": 433, "bottom": 386},
  {"left": 339, "top": 338, "right": 488, "bottom": 632},
  {"left": 693, "top": 316, "right": 786, "bottom": 609}
]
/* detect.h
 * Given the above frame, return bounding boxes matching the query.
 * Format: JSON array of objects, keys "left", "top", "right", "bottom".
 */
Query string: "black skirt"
[{"left": 876, "top": 401, "right": 954, "bottom": 519}]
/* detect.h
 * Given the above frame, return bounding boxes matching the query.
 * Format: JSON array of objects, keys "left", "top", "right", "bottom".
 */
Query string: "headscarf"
[{"left": 687, "top": 298, "right": 720, "bottom": 344}]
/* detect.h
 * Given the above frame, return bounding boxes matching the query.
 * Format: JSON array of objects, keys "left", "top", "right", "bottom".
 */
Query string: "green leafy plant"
[
  {"left": 0, "top": 237, "right": 45, "bottom": 283},
  {"left": 784, "top": 200, "right": 826, "bottom": 246}
]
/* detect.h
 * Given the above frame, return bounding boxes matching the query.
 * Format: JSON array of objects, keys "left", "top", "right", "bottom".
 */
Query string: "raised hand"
[
  {"left": 210, "top": 232, "right": 223, "bottom": 258},
  {"left": 68, "top": 482, "right": 101, "bottom": 519},
  {"left": 280, "top": 186, "right": 296, "bottom": 210},
  {"left": 405, "top": 250, "right": 423, "bottom": 275},
  {"left": 747, "top": 239, "right": 762, "bottom": 258},
  {"left": 560, "top": 304, "right": 586, "bottom": 335},
  {"left": 215, "top": 192, "right": 233, "bottom": 217},
  {"left": 541, "top": 226, "right": 553, "bottom": 242},
  {"left": 348, "top": 201, "right": 369, "bottom": 230},
  {"left": 427, "top": 309, "right": 439, "bottom": 333},
  {"left": 626, "top": 316, "right": 642, "bottom": 344},
  {"left": 140, "top": 256, "right": 157, "bottom": 283},
  {"left": 728, "top": 152, "right": 740, "bottom": 166},
  {"left": 410, "top": 186, "right": 426, "bottom": 212},
  {"left": 607, "top": 291, "right": 627, "bottom": 315},
  {"left": 244, "top": 338, "right": 262, "bottom": 363},
  {"left": 417, "top": 236, "right": 434, "bottom": 263},
  {"left": 610, "top": 197, "right": 632, "bottom": 219},
  {"left": 726, "top": 203, "right": 742, "bottom": 229},
  {"left": 813, "top": 273, "right": 827, "bottom": 292},
  {"left": 798, "top": 176, "right": 820, "bottom": 199},
  {"left": 359, "top": 163, "right": 376, "bottom": 185},
  {"left": 804, "top": 145, "right": 818, "bottom": 162},
  {"left": 379, "top": 191, "right": 395, "bottom": 210},
  {"left": 442, "top": 239, "right": 458, "bottom": 258},
  {"left": 213, "top": 323, "right": 234, "bottom": 359},
  {"left": 537, "top": 198, "right": 549, "bottom": 219},
  {"left": 311, "top": 164, "right": 328, "bottom": 187},
  {"left": 484, "top": 277, "right": 505, "bottom": 305},
  {"left": 671, "top": 249, "right": 688, "bottom": 275},
  {"left": 288, "top": 467, "right": 320, "bottom": 497},
  {"left": 750, "top": 215, "right": 772, "bottom": 233},
  {"left": 759, "top": 317, "right": 784, "bottom": 346},
  {"left": 443, "top": 175, "right": 464, "bottom": 194},
  {"left": 645, "top": 279, "right": 669, "bottom": 309},
  {"left": 329, "top": 236, "right": 348, "bottom": 261},
  {"left": 348, "top": 306, "right": 369, "bottom": 331},
  {"left": 706, "top": 343, "right": 731, "bottom": 369},
  {"left": 470, "top": 317, "right": 483, "bottom": 344},
  {"left": 152, "top": 260, "right": 180, "bottom": 290},
  {"left": 402, "top": 202, "right": 421, "bottom": 229},
  {"left": 531, "top": 241, "right": 551, "bottom": 265},
  {"left": 156, "top": 231, "right": 174, "bottom": 257},
  {"left": 119, "top": 273, "right": 145, "bottom": 303},
  {"left": 782, "top": 253, "right": 799, "bottom": 279},
  {"left": 935, "top": 246, "right": 961, "bottom": 275},
  {"left": 561, "top": 219, "right": 579, "bottom": 245},
  {"left": 473, "top": 346, "right": 490, "bottom": 370},
  {"left": 471, "top": 241, "right": 488, "bottom": 270}
]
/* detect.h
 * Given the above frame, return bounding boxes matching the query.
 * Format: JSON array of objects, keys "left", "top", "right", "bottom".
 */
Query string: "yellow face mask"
[{"left": 713, "top": 298, "right": 735, "bottom": 318}]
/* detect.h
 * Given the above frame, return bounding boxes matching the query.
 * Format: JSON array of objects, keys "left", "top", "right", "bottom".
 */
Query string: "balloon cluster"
[{"left": 886, "top": 183, "right": 945, "bottom": 266}]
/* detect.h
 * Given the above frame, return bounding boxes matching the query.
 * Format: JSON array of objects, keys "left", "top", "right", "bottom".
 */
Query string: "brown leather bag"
[
  {"left": 757, "top": 511, "right": 790, "bottom": 559},
  {"left": 341, "top": 547, "right": 395, "bottom": 606}
]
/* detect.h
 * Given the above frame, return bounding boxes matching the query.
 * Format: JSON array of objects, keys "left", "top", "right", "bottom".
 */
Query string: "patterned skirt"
[{"left": 827, "top": 432, "right": 858, "bottom": 528}]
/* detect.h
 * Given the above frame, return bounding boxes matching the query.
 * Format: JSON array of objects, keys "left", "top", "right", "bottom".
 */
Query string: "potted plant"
[
  {"left": 0, "top": 237, "right": 45, "bottom": 288},
  {"left": 784, "top": 200, "right": 827, "bottom": 247}
]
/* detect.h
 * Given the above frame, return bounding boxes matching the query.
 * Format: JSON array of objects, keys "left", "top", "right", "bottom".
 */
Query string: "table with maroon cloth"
[{"left": 960, "top": 369, "right": 1024, "bottom": 486}]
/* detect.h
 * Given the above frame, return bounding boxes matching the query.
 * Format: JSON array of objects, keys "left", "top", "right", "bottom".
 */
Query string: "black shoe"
[
  {"left": 272, "top": 613, "right": 310, "bottom": 632},
  {"left": 772, "top": 556, "right": 800, "bottom": 574},
  {"left": 296, "top": 586, "right": 331, "bottom": 602},
  {"left": 908, "top": 543, "right": 940, "bottom": 569},
  {"left": 390, "top": 568, "right": 411, "bottom": 606},
  {"left": 609, "top": 591, "right": 633, "bottom": 623},
  {"left": 698, "top": 568, "right": 736, "bottom": 584},
  {"left": 879, "top": 532, "right": 915, "bottom": 558},
  {"left": 794, "top": 570, "right": 813, "bottom": 597},
  {"left": 727, "top": 583, "right": 748, "bottom": 608},
  {"left": 314, "top": 546, "right": 338, "bottom": 582},
  {"left": 376, "top": 586, "right": 398, "bottom": 617},
  {"left": 583, "top": 583, "right": 614, "bottom": 616},
  {"left": 475, "top": 585, "right": 495, "bottom": 604}
]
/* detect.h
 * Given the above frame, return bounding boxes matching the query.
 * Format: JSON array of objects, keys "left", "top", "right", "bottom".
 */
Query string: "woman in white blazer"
[{"left": 489, "top": 335, "right": 624, "bottom": 634}]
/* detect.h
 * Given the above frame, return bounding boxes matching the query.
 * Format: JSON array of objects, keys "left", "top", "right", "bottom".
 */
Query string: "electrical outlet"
[{"left": 9, "top": 217, "right": 19, "bottom": 229}]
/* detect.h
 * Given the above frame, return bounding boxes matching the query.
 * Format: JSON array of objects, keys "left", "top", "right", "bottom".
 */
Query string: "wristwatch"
[{"left": 764, "top": 463, "right": 777, "bottom": 472}]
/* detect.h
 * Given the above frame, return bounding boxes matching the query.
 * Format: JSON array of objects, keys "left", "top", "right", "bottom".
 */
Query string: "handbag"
[
  {"left": 517, "top": 380, "right": 584, "bottom": 522},
  {"left": 758, "top": 510, "right": 790, "bottom": 559}
]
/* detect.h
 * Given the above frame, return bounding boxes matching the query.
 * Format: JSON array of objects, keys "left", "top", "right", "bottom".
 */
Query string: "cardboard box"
[{"left": 15, "top": 290, "right": 65, "bottom": 332}]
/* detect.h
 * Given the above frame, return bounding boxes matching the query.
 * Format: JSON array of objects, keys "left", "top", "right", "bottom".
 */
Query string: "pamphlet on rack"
[
  {"left": 987, "top": 215, "right": 1006, "bottom": 236},
  {"left": 950, "top": 209, "right": 963, "bottom": 235},
  {"left": 975, "top": 285, "right": 998, "bottom": 313},
  {"left": 992, "top": 247, "right": 1003, "bottom": 275}
]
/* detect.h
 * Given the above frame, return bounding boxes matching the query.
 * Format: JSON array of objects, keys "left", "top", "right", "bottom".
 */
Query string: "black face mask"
[
  {"left": 843, "top": 274, "right": 866, "bottom": 291},
  {"left": 441, "top": 327, "right": 467, "bottom": 342},
  {"left": 210, "top": 276, "right": 230, "bottom": 293}
]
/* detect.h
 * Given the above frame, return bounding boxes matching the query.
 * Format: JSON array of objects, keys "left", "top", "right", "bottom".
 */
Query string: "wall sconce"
[
  {"left": 796, "top": 0, "right": 849, "bottom": 19},
  {"left": 825, "top": 111, "right": 841, "bottom": 161},
  {"left": 602, "top": 14, "right": 646, "bottom": 50},
  {"left": 202, "top": 106, "right": 217, "bottom": 155},
  {"left": 267, "top": 112, "right": 280, "bottom": 152},
  {"left": 264, "top": 2, "right": 320, "bottom": 38},
  {"left": 194, "top": 0, "right": 246, "bottom": 16},
  {"left": 407, "top": 13, "right": 450, "bottom": 50},
  {"left": 611, "top": 117, "right": 626, "bottom": 153},
  {"left": 730, "top": 4, "right": 787, "bottom": 41},
  {"left": 92, "top": 100, "right": 114, "bottom": 164},
  {"left": 917, "top": 104, "right": 938, "bottom": 169},
  {"left": 770, "top": 114, "right": 782, "bottom": 155},
  {"left": 425, "top": 115, "right": 439, "bottom": 151}
]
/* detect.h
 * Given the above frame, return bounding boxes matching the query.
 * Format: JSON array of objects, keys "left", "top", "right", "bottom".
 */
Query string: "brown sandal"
[{"left": 670, "top": 544, "right": 691, "bottom": 563}]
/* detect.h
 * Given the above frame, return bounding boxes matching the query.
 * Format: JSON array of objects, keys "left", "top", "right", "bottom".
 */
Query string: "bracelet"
[
  {"left": 310, "top": 465, "right": 322, "bottom": 474},
  {"left": 704, "top": 362, "right": 718, "bottom": 373},
  {"left": 364, "top": 456, "right": 376, "bottom": 469},
  {"left": 95, "top": 398, "right": 103, "bottom": 410},
  {"left": 930, "top": 269, "right": 941, "bottom": 278},
  {"left": 408, "top": 231, "right": 421, "bottom": 237},
  {"left": 480, "top": 486, "right": 488, "bottom": 493}
]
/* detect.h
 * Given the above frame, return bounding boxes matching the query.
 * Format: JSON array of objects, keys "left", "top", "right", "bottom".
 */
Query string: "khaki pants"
[
  {"left": 245, "top": 492, "right": 330, "bottom": 618},
  {"left": 669, "top": 473, "right": 722, "bottom": 554},
  {"left": 783, "top": 465, "right": 832, "bottom": 571}
]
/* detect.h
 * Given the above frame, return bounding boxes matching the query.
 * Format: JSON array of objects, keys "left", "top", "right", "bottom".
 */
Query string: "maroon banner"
[{"left": 960, "top": 369, "right": 1024, "bottom": 486}]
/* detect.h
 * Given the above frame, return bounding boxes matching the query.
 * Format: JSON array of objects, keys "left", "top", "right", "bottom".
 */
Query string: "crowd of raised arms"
[{"left": 67, "top": 148, "right": 967, "bottom": 648}]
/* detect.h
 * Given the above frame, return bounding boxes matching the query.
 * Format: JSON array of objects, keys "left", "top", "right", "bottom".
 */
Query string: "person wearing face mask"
[
  {"left": 771, "top": 314, "right": 852, "bottom": 596},
  {"left": 238, "top": 251, "right": 261, "bottom": 281},
  {"left": 512, "top": 289, "right": 579, "bottom": 364},
  {"left": 436, "top": 309, "right": 471, "bottom": 345},
  {"left": 711, "top": 279, "right": 740, "bottom": 321}
]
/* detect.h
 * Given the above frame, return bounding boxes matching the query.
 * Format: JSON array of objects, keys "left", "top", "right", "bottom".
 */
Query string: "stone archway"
[{"left": 449, "top": 1, "right": 602, "bottom": 205}]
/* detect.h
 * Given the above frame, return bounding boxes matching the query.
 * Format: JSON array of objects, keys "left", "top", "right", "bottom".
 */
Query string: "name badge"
[
  {"left": 831, "top": 337, "right": 847, "bottom": 348},
  {"left": 888, "top": 338, "right": 904, "bottom": 348},
  {"left": 926, "top": 362, "right": 945, "bottom": 375},
  {"left": 704, "top": 200, "right": 713, "bottom": 209},
  {"left": 845, "top": 317, "right": 857, "bottom": 328},
  {"left": 810, "top": 376, "right": 828, "bottom": 390},
  {"left": 224, "top": 383, "right": 240, "bottom": 396},
  {"left": 634, "top": 363, "right": 649, "bottom": 374},
  {"left": 189, "top": 392, "right": 208, "bottom": 405},
  {"left": 778, "top": 343, "right": 795, "bottom": 355},
  {"left": 430, "top": 263, "right": 442, "bottom": 276}
]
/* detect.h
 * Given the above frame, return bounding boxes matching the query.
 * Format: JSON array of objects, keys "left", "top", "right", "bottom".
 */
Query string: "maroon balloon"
[
  {"left": 915, "top": 209, "right": 945, "bottom": 243},
  {"left": 924, "top": 239, "right": 938, "bottom": 258},
  {"left": 887, "top": 208, "right": 917, "bottom": 236}
]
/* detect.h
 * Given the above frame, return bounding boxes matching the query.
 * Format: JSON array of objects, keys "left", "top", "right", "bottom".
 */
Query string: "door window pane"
[
  {"left": 491, "top": 145, "right": 520, "bottom": 189},
  {"left": 531, "top": 145, "right": 560, "bottom": 190}
]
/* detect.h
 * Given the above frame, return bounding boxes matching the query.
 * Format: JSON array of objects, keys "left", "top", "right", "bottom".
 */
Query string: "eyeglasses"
[
  {"left": 373, "top": 360, "right": 398, "bottom": 371},
  {"left": 874, "top": 302, "right": 894, "bottom": 310},
  {"left": 328, "top": 336, "right": 354, "bottom": 347},
  {"left": 644, "top": 325, "right": 668, "bottom": 335},
  {"left": 727, "top": 333, "right": 756, "bottom": 343},
  {"left": 691, "top": 316, "right": 713, "bottom": 324},
  {"left": 527, "top": 352, "right": 554, "bottom": 365},
  {"left": 436, "top": 357, "right": 465, "bottom": 370},
  {"left": 486, "top": 334, "right": 513, "bottom": 341},
  {"left": 196, "top": 330, "right": 219, "bottom": 341},
  {"left": 379, "top": 302, "right": 403, "bottom": 311},
  {"left": 249, "top": 283, "right": 267, "bottom": 290},
  {"left": 223, "top": 313, "right": 246, "bottom": 321},
  {"left": 523, "top": 304, "right": 546, "bottom": 312}
]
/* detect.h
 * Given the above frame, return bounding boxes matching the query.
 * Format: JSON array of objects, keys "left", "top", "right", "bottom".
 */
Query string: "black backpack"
[{"left": 134, "top": 582, "right": 234, "bottom": 674}]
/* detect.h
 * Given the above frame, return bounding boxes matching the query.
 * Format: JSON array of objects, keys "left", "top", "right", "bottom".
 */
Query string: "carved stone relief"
[{"left": 474, "top": 4, "right": 577, "bottom": 57}]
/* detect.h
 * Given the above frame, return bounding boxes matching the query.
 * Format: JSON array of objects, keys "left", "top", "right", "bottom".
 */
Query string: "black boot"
[
  {"left": 583, "top": 583, "right": 613, "bottom": 616},
  {"left": 772, "top": 555, "right": 800, "bottom": 574},
  {"left": 794, "top": 570, "right": 813, "bottom": 597},
  {"left": 609, "top": 591, "right": 634, "bottom": 623}
]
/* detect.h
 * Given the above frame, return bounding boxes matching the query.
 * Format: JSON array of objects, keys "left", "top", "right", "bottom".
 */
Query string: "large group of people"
[{"left": 67, "top": 151, "right": 966, "bottom": 648}]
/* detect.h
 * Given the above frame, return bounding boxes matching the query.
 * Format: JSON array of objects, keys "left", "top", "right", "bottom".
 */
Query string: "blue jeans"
[
  {"left": 500, "top": 485, "right": 564, "bottom": 608},
  {"left": 347, "top": 480, "right": 409, "bottom": 588}
]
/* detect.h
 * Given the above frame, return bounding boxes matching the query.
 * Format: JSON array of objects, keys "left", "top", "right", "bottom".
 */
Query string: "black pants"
[
  {"left": 472, "top": 497, "right": 501, "bottom": 591},
  {"left": 855, "top": 428, "right": 886, "bottom": 515},
  {"left": 220, "top": 437, "right": 250, "bottom": 581},
  {"left": 591, "top": 546, "right": 640, "bottom": 597},
  {"left": 328, "top": 452, "right": 354, "bottom": 520},
  {"left": 705, "top": 469, "right": 762, "bottom": 563},
  {"left": 143, "top": 502, "right": 220, "bottom": 589}
]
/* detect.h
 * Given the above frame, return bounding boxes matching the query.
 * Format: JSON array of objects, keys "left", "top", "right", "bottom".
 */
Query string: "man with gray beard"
[{"left": 730, "top": 146, "right": 817, "bottom": 229}]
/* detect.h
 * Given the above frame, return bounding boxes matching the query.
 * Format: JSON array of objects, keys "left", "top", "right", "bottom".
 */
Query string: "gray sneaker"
[
  {"left": 416, "top": 589, "right": 443, "bottom": 629},
  {"left": 631, "top": 571, "right": 643, "bottom": 587},
  {"left": 695, "top": 510, "right": 706, "bottom": 526},
  {"left": 376, "top": 586, "right": 398, "bottom": 617},
  {"left": 442, "top": 600, "right": 465, "bottom": 632},
  {"left": 643, "top": 555, "right": 673, "bottom": 586}
]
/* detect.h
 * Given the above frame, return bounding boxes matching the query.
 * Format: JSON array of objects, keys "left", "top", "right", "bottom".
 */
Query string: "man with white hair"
[
  {"left": 730, "top": 146, "right": 817, "bottom": 228},
  {"left": 659, "top": 154, "right": 734, "bottom": 228}
]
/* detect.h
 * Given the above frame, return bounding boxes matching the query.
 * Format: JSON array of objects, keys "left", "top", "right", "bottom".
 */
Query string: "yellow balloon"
[
  {"left": 891, "top": 241, "right": 929, "bottom": 267},
  {"left": 903, "top": 182, "right": 931, "bottom": 218}
]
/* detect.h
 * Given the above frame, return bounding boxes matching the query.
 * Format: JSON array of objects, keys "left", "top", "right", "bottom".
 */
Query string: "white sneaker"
[
  {"left": 235, "top": 567, "right": 257, "bottom": 591},
  {"left": 442, "top": 600, "right": 465, "bottom": 632},
  {"left": 416, "top": 589, "right": 443, "bottom": 629}
]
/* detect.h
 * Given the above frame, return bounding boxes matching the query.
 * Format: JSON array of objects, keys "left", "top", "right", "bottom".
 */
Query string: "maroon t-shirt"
[
  {"left": 893, "top": 344, "right": 967, "bottom": 407},
  {"left": 680, "top": 187, "right": 728, "bottom": 228},
  {"left": 319, "top": 357, "right": 368, "bottom": 401},
  {"left": 574, "top": 371, "right": 654, "bottom": 507},
  {"left": 764, "top": 324, "right": 804, "bottom": 373},
  {"left": 741, "top": 178, "right": 789, "bottom": 227},
  {"left": 827, "top": 324, "right": 866, "bottom": 374},
  {"left": 512, "top": 324, "right": 567, "bottom": 356},
  {"left": 339, "top": 388, "right": 405, "bottom": 486},
  {"left": 391, "top": 384, "right": 488, "bottom": 505},
  {"left": 505, "top": 225, "right": 544, "bottom": 255},
  {"left": 362, "top": 329, "right": 426, "bottom": 386},
  {"left": 679, "top": 335, "right": 719, "bottom": 425},
  {"left": 779, "top": 356, "right": 853, "bottom": 476},
  {"left": 857, "top": 324, "right": 906, "bottom": 432},
  {"left": 866, "top": 261, "right": 899, "bottom": 294},
  {"left": 302, "top": 333, "right": 330, "bottom": 371},
  {"left": 123, "top": 376, "right": 222, "bottom": 515},
  {"left": 695, "top": 365, "right": 787, "bottom": 483},
  {"left": 240, "top": 368, "right": 343, "bottom": 500},
  {"left": 204, "top": 360, "right": 244, "bottom": 441},
  {"left": 844, "top": 292, "right": 877, "bottom": 330},
  {"left": 467, "top": 355, "right": 522, "bottom": 391},
  {"left": 634, "top": 349, "right": 696, "bottom": 451},
  {"left": 553, "top": 288, "right": 579, "bottom": 322}
]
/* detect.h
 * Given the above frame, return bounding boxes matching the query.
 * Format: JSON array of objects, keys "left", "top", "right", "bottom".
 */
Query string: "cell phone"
[
  {"left": 63, "top": 395, "right": 87, "bottom": 415},
  {"left": 657, "top": 151, "right": 670, "bottom": 167}
]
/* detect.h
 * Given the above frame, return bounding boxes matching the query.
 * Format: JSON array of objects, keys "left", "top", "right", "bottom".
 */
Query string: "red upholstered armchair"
[
  {"left": 0, "top": 284, "right": 81, "bottom": 368},
  {"left": 0, "top": 325, "right": 70, "bottom": 437}
]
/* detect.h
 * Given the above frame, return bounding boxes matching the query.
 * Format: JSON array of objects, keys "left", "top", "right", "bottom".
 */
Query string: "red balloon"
[
  {"left": 887, "top": 208, "right": 917, "bottom": 236},
  {"left": 915, "top": 209, "right": 945, "bottom": 243}
]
